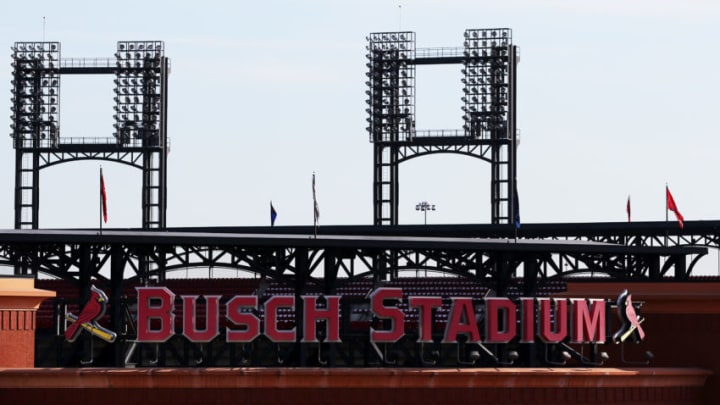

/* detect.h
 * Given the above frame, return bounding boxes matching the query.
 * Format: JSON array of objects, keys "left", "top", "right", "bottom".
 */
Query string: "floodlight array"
[
  {"left": 365, "top": 32, "right": 415, "bottom": 143},
  {"left": 461, "top": 29, "right": 512, "bottom": 139},
  {"left": 9, "top": 42, "right": 61, "bottom": 145},
  {"left": 113, "top": 41, "right": 164, "bottom": 145}
]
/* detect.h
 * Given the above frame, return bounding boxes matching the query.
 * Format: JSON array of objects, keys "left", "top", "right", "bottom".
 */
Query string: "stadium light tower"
[
  {"left": 415, "top": 201, "right": 435, "bottom": 225},
  {"left": 8, "top": 40, "right": 169, "bottom": 231},
  {"left": 366, "top": 28, "right": 518, "bottom": 226}
]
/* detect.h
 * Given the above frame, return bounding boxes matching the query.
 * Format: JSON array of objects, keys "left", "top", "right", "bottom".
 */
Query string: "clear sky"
[{"left": 0, "top": 0, "right": 719, "bottom": 230}]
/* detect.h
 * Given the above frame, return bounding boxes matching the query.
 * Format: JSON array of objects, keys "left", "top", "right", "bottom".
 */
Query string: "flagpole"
[
  {"left": 620, "top": 193, "right": 629, "bottom": 266},
  {"left": 512, "top": 185, "right": 520, "bottom": 243},
  {"left": 665, "top": 183, "right": 668, "bottom": 247},
  {"left": 312, "top": 172, "right": 318, "bottom": 239},
  {"left": 665, "top": 184, "right": 668, "bottom": 222},
  {"left": 513, "top": 186, "right": 517, "bottom": 242},
  {"left": 513, "top": 201, "right": 518, "bottom": 244},
  {"left": 99, "top": 166, "right": 103, "bottom": 236}
]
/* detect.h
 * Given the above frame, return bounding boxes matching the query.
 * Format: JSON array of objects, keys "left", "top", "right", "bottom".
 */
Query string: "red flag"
[
  {"left": 626, "top": 195, "right": 631, "bottom": 222},
  {"left": 100, "top": 168, "right": 108, "bottom": 223},
  {"left": 666, "top": 186, "right": 683, "bottom": 229}
]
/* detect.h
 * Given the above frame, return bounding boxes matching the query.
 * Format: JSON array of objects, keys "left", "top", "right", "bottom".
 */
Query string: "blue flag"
[{"left": 270, "top": 201, "right": 277, "bottom": 227}]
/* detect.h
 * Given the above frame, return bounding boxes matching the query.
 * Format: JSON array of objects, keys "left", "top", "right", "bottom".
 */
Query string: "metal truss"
[
  {"left": 30, "top": 139, "right": 167, "bottom": 169},
  {"left": 0, "top": 228, "right": 704, "bottom": 367},
  {"left": 167, "top": 221, "right": 720, "bottom": 277},
  {"left": 397, "top": 139, "right": 494, "bottom": 162},
  {"left": 547, "top": 229, "right": 720, "bottom": 251},
  {"left": 8, "top": 41, "right": 169, "bottom": 230},
  {"left": 0, "top": 228, "right": 706, "bottom": 285},
  {"left": 366, "top": 29, "right": 518, "bottom": 226}
]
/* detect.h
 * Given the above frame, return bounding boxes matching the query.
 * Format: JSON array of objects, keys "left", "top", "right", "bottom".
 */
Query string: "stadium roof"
[{"left": 0, "top": 228, "right": 706, "bottom": 256}]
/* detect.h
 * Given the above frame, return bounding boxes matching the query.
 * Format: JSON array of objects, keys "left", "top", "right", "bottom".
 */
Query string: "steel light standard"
[{"left": 415, "top": 201, "right": 436, "bottom": 225}]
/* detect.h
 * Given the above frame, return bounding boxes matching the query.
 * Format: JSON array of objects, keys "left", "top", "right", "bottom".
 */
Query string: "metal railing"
[
  {"left": 416, "top": 47, "right": 463, "bottom": 59},
  {"left": 410, "top": 129, "right": 510, "bottom": 141},
  {"left": 59, "top": 58, "right": 171, "bottom": 71},
  {"left": 15, "top": 137, "right": 170, "bottom": 149},
  {"left": 412, "top": 129, "right": 464, "bottom": 138},
  {"left": 60, "top": 58, "right": 115, "bottom": 69},
  {"left": 59, "top": 137, "right": 171, "bottom": 148}
]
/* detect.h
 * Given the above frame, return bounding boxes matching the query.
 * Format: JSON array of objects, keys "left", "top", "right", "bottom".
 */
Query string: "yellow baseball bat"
[
  {"left": 65, "top": 314, "right": 117, "bottom": 343},
  {"left": 620, "top": 317, "right": 645, "bottom": 342}
]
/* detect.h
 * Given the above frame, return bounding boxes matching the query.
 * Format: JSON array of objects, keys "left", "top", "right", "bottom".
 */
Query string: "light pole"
[{"left": 415, "top": 201, "right": 436, "bottom": 225}]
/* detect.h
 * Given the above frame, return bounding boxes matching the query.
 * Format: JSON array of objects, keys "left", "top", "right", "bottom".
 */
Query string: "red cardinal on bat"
[
  {"left": 612, "top": 289, "right": 646, "bottom": 343},
  {"left": 65, "top": 285, "right": 109, "bottom": 342}
]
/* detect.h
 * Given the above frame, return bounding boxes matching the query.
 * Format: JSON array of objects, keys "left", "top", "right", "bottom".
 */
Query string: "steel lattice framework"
[
  {"left": 366, "top": 29, "right": 518, "bottom": 226},
  {"left": 2, "top": 228, "right": 705, "bottom": 285},
  {"left": 0, "top": 227, "right": 708, "bottom": 367},
  {"left": 9, "top": 41, "right": 169, "bottom": 231}
]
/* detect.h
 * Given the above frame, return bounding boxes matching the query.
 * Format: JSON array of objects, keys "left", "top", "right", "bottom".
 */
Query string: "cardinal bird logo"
[
  {"left": 612, "top": 289, "right": 646, "bottom": 344},
  {"left": 65, "top": 285, "right": 117, "bottom": 343}
]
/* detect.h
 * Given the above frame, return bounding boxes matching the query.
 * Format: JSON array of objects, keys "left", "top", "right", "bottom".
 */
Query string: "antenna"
[
  {"left": 43, "top": 16, "right": 46, "bottom": 42},
  {"left": 398, "top": 4, "right": 402, "bottom": 31}
]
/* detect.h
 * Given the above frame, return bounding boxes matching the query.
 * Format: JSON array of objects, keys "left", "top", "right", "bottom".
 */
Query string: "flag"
[
  {"left": 270, "top": 201, "right": 277, "bottom": 227},
  {"left": 513, "top": 187, "right": 520, "bottom": 229},
  {"left": 100, "top": 168, "right": 108, "bottom": 223},
  {"left": 626, "top": 195, "right": 631, "bottom": 222},
  {"left": 312, "top": 173, "right": 320, "bottom": 225},
  {"left": 666, "top": 186, "right": 684, "bottom": 229}
]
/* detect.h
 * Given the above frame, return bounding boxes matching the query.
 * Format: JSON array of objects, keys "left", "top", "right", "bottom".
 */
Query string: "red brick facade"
[
  {"left": 0, "top": 367, "right": 711, "bottom": 405},
  {"left": 0, "top": 277, "right": 54, "bottom": 368},
  {"left": 0, "top": 280, "right": 716, "bottom": 404}
]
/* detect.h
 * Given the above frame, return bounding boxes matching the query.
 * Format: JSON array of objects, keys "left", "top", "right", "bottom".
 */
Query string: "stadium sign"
[{"left": 133, "top": 287, "right": 646, "bottom": 345}]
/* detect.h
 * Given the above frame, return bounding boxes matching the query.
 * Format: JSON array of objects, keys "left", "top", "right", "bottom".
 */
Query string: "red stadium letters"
[{"left": 135, "top": 287, "right": 621, "bottom": 345}]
